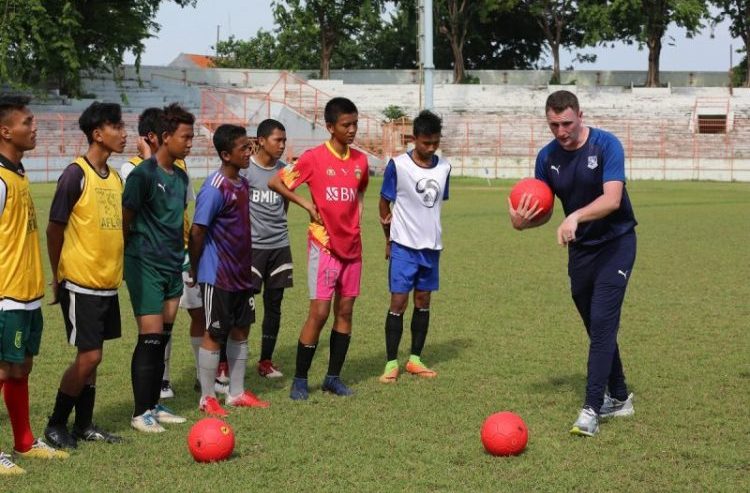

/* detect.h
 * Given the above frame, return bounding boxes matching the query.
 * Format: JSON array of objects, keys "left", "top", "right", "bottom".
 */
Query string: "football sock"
[
  {"left": 260, "top": 288, "right": 284, "bottom": 361},
  {"left": 220, "top": 343, "right": 228, "bottom": 364},
  {"left": 131, "top": 333, "right": 164, "bottom": 417},
  {"left": 327, "top": 330, "right": 351, "bottom": 377},
  {"left": 162, "top": 323, "right": 174, "bottom": 381},
  {"left": 384, "top": 359, "right": 399, "bottom": 373},
  {"left": 226, "top": 338, "right": 248, "bottom": 397},
  {"left": 294, "top": 340, "right": 318, "bottom": 379},
  {"left": 191, "top": 336, "right": 203, "bottom": 379},
  {"left": 48, "top": 389, "right": 77, "bottom": 427},
  {"left": 73, "top": 384, "right": 96, "bottom": 430},
  {"left": 410, "top": 307, "right": 430, "bottom": 357},
  {"left": 4, "top": 376, "right": 34, "bottom": 453},
  {"left": 198, "top": 347, "right": 220, "bottom": 399},
  {"left": 385, "top": 311, "right": 404, "bottom": 361}
]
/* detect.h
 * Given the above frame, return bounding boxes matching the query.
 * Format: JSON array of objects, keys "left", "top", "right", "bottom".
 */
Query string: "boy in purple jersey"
[{"left": 189, "top": 124, "right": 269, "bottom": 417}]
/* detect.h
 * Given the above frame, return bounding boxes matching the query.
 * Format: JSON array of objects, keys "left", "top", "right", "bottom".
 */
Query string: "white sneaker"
[
  {"left": 160, "top": 380, "right": 175, "bottom": 399},
  {"left": 214, "top": 380, "right": 229, "bottom": 395},
  {"left": 570, "top": 407, "right": 599, "bottom": 437},
  {"left": 600, "top": 392, "right": 635, "bottom": 419},
  {"left": 0, "top": 452, "right": 24, "bottom": 475},
  {"left": 131, "top": 411, "right": 165, "bottom": 433},
  {"left": 152, "top": 404, "right": 187, "bottom": 424}
]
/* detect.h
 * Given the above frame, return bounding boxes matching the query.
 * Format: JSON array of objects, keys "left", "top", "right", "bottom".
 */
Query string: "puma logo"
[
  {"left": 550, "top": 165, "right": 560, "bottom": 175},
  {"left": 617, "top": 269, "right": 628, "bottom": 279},
  {"left": 157, "top": 183, "right": 166, "bottom": 193}
]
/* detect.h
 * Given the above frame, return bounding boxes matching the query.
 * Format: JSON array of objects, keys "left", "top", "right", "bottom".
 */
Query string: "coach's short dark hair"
[
  {"left": 0, "top": 95, "right": 31, "bottom": 124},
  {"left": 138, "top": 107, "right": 164, "bottom": 137},
  {"left": 545, "top": 90, "right": 580, "bottom": 114},
  {"left": 160, "top": 103, "right": 195, "bottom": 143},
  {"left": 213, "top": 124, "right": 247, "bottom": 159},
  {"left": 413, "top": 110, "right": 442, "bottom": 137},
  {"left": 257, "top": 119, "right": 285, "bottom": 139},
  {"left": 78, "top": 102, "right": 123, "bottom": 144},
  {"left": 324, "top": 97, "right": 358, "bottom": 125}
]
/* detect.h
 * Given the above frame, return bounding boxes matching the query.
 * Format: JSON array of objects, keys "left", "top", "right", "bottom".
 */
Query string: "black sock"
[
  {"left": 162, "top": 323, "right": 173, "bottom": 381},
  {"left": 385, "top": 311, "right": 404, "bottom": 361},
  {"left": 73, "top": 384, "right": 96, "bottom": 431},
  {"left": 327, "top": 330, "right": 351, "bottom": 377},
  {"left": 410, "top": 307, "right": 430, "bottom": 356},
  {"left": 48, "top": 389, "right": 77, "bottom": 427},
  {"left": 294, "top": 340, "right": 317, "bottom": 379},
  {"left": 152, "top": 333, "right": 167, "bottom": 408},
  {"left": 131, "top": 333, "right": 164, "bottom": 417},
  {"left": 220, "top": 342, "right": 228, "bottom": 364},
  {"left": 260, "top": 288, "right": 284, "bottom": 361}
]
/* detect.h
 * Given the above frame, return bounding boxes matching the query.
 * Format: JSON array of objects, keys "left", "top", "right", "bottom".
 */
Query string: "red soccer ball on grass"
[
  {"left": 188, "top": 418, "right": 235, "bottom": 463},
  {"left": 509, "top": 178, "right": 554, "bottom": 216},
  {"left": 480, "top": 411, "right": 528, "bottom": 456}
]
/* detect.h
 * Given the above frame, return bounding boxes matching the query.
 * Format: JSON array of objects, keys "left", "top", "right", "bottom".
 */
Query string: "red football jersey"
[{"left": 280, "top": 142, "right": 369, "bottom": 260}]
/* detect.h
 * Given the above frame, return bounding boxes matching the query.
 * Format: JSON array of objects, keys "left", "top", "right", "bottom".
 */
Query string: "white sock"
[
  {"left": 225, "top": 338, "right": 248, "bottom": 397},
  {"left": 198, "top": 347, "right": 220, "bottom": 400}
]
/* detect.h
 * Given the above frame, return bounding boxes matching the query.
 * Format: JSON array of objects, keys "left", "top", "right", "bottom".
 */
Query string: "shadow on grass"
[
  {"left": 344, "top": 336, "right": 474, "bottom": 386},
  {"left": 526, "top": 373, "right": 586, "bottom": 395}
]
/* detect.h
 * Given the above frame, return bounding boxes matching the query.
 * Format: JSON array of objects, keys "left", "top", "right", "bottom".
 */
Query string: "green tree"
[
  {"left": 516, "top": 0, "right": 589, "bottom": 84},
  {"left": 433, "top": 0, "right": 543, "bottom": 82},
  {"left": 0, "top": 0, "right": 196, "bottom": 96},
  {"left": 214, "top": 32, "right": 280, "bottom": 69},
  {"left": 712, "top": 0, "right": 750, "bottom": 86},
  {"left": 589, "top": 0, "right": 709, "bottom": 87},
  {"left": 434, "top": 0, "right": 479, "bottom": 83},
  {"left": 272, "top": 0, "right": 385, "bottom": 79}
]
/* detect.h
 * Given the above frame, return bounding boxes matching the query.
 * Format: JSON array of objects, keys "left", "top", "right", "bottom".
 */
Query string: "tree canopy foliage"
[{"left": 0, "top": 0, "right": 196, "bottom": 96}]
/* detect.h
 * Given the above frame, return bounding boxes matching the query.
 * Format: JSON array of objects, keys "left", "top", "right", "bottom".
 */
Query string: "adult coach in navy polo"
[{"left": 509, "top": 90, "right": 637, "bottom": 437}]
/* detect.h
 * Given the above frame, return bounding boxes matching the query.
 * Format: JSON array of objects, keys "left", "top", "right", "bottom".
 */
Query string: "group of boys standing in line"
[
  {"left": 0, "top": 88, "right": 638, "bottom": 474},
  {"left": 0, "top": 94, "right": 452, "bottom": 474}
]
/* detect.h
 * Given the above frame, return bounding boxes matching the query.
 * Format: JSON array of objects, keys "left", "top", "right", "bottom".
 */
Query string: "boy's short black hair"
[
  {"left": 213, "top": 124, "right": 247, "bottom": 159},
  {"left": 413, "top": 110, "right": 442, "bottom": 137},
  {"left": 160, "top": 103, "right": 195, "bottom": 144},
  {"left": 78, "top": 102, "right": 123, "bottom": 144},
  {"left": 257, "top": 119, "right": 286, "bottom": 139},
  {"left": 0, "top": 95, "right": 31, "bottom": 124},
  {"left": 324, "top": 97, "right": 358, "bottom": 125},
  {"left": 138, "top": 107, "right": 164, "bottom": 137},
  {"left": 545, "top": 90, "right": 580, "bottom": 114}
]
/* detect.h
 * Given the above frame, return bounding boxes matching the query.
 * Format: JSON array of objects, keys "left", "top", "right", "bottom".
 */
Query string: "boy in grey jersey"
[{"left": 241, "top": 119, "right": 293, "bottom": 378}]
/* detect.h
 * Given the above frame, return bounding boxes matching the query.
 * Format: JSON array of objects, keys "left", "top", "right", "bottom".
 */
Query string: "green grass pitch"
[{"left": 3, "top": 177, "right": 749, "bottom": 491}]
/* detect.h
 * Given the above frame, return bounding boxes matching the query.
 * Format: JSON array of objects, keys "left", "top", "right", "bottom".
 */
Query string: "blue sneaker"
[
  {"left": 321, "top": 375, "right": 354, "bottom": 397},
  {"left": 290, "top": 377, "right": 309, "bottom": 401}
]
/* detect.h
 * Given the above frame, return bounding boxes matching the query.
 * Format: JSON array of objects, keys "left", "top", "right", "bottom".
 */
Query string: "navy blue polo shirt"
[{"left": 535, "top": 127, "right": 637, "bottom": 247}]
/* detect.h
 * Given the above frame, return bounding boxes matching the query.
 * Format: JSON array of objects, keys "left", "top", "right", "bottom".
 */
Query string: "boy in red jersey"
[{"left": 269, "top": 97, "right": 368, "bottom": 400}]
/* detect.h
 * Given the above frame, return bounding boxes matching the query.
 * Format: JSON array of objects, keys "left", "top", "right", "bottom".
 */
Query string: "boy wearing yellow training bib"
[{"left": 44, "top": 103, "right": 127, "bottom": 449}]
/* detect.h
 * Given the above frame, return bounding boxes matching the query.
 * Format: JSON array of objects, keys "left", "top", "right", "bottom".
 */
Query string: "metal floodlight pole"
[{"left": 423, "top": 0, "right": 434, "bottom": 110}]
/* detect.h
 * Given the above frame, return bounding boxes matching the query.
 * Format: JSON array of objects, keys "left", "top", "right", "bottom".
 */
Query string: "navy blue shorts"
[{"left": 388, "top": 242, "right": 441, "bottom": 293}]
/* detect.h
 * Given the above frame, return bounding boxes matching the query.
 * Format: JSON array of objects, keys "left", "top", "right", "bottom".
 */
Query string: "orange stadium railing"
[{"left": 23, "top": 82, "right": 750, "bottom": 182}]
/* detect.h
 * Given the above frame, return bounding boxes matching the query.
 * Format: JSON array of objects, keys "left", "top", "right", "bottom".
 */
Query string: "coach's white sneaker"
[
  {"left": 570, "top": 407, "right": 599, "bottom": 437},
  {"left": 131, "top": 411, "right": 165, "bottom": 433},
  {"left": 600, "top": 393, "right": 635, "bottom": 419}
]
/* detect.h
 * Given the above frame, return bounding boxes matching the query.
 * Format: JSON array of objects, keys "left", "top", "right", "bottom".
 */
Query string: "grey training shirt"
[{"left": 241, "top": 157, "right": 289, "bottom": 249}]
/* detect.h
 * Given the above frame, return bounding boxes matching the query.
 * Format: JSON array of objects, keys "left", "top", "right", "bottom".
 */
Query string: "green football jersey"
[{"left": 122, "top": 157, "right": 188, "bottom": 273}]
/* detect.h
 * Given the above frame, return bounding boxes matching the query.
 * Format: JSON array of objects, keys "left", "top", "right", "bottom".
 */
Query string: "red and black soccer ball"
[
  {"left": 187, "top": 418, "right": 235, "bottom": 463},
  {"left": 480, "top": 411, "right": 528, "bottom": 456}
]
